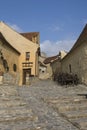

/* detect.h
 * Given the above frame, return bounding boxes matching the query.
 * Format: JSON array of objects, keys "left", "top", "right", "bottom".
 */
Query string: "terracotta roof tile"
[
  {"left": 20, "top": 32, "right": 39, "bottom": 41},
  {"left": 43, "top": 55, "right": 59, "bottom": 64},
  {"left": 39, "top": 61, "right": 47, "bottom": 67}
]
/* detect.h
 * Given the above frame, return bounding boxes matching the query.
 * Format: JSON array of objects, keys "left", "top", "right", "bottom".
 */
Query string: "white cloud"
[
  {"left": 7, "top": 23, "right": 23, "bottom": 32},
  {"left": 40, "top": 39, "right": 75, "bottom": 56}
]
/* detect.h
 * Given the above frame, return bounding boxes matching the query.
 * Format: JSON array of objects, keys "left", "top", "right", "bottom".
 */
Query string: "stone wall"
[
  {"left": 61, "top": 41, "right": 87, "bottom": 85},
  {"left": 3, "top": 73, "right": 19, "bottom": 85},
  {"left": 51, "top": 60, "right": 61, "bottom": 75}
]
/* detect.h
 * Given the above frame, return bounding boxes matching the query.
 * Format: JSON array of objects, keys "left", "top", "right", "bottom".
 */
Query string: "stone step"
[
  {"left": 44, "top": 97, "right": 87, "bottom": 106},
  {"left": 70, "top": 117, "right": 87, "bottom": 130},
  {"left": 0, "top": 85, "right": 18, "bottom": 96},
  {"left": 0, "top": 114, "right": 37, "bottom": 123},
  {"left": 62, "top": 110, "right": 87, "bottom": 119},
  {"left": 0, "top": 107, "right": 32, "bottom": 115},
  {"left": 0, "top": 96, "right": 21, "bottom": 101},
  {"left": 0, "top": 122, "right": 41, "bottom": 130},
  {"left": 54, "top": 103, "right": 87, "bottom": 113},
  {"left": 0, "top": 97, "right": 27, "bottom": 108},
  {"left": 0, "top": 107, "right": 38, "bottom": 122},
  {"left": 0, "top": 101, "right": 27, "bottom": 108}
]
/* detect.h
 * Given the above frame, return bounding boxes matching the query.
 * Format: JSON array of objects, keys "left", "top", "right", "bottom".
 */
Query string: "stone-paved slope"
[
  {"left": 42, "top": 81, "right": 87, "bottom": 130},
  {"left": 0, "top": 85, "right": 38, "bottom": 130},
  {"left": 0, "top": 80, "right": 87, "bottom": 129},
  {"left": 19, "top": 80, "right": 80, "bottom": 130}
]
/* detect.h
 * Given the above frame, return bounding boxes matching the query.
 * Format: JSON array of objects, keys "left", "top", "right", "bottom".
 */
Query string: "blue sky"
[{"left": 0, "top": 0, "right": 87, "bottom": 56}]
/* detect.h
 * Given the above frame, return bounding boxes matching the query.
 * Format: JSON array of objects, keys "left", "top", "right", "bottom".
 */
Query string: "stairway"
[
  {"left": 0, "top": 85, "right": 38, "bottom": 130},
  {"left": 43, "top": 95, "right": 87, "bottom": 130}
]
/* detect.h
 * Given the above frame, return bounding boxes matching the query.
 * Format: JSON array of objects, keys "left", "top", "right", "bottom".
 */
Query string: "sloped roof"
[
  {"left": 44, "top": 55, "right": 59, "bottom": 64},
  {"left": 62, "top": 24, "right": 87, "bottom": 60},
  {"left": 20, "top": 32, "right": 39, "bottom": 41},
  {"left": 0, "top": 32, "right": 20, "bottom": 54},
  {"left": 39, "top": 61, "right": 47, "bottom": 67},
  {"left": 0, "top": 21, "right": 38, "bottom": 53},
  {"left": 71, "top": 24, "right": 87, "bottom": 51}
]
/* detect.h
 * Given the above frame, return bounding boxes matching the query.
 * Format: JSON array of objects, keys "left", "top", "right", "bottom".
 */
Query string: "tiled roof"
[
  {"left": 43, "top": 55, "right": 59, "bottom": 64},
  {"left": 20, "top": 32, "right": 39, "bottom": 41},
  {"left": 39, "top": 61, "right": 47, "bottom": 67}
]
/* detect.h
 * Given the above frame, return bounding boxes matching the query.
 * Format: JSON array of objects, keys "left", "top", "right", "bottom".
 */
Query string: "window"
[
  {"left": 39, "top": 68, "right": 41, "bottom": 72},
  {"left": 26, "top": 52, "right": 30, "bottom": 61},
  {"left": 69, "top": 64, "right": 72, "bottom": 73},
  {"left": 6, "top": 67, "right": 9, "bottom": 72},
  {"left": 3, "top": 59, "right": 8, "bottom": 68},
  {"left": 13, "top": 64, "right": 17, "bottom": 72}
]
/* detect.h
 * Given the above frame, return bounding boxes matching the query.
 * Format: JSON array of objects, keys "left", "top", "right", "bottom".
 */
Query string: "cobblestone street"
[{"left": 0, "top": 80, "right": 87, "bottom": 129}]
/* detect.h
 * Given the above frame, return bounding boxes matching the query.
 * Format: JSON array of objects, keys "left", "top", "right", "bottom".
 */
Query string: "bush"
[{"left": 53, "top": 72, "right": 79, "bottom": 85}]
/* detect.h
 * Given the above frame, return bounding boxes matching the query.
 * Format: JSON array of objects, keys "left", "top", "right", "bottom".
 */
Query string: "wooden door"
[{"left": 23, "top": 69, "right": 31, "bottom": 85}]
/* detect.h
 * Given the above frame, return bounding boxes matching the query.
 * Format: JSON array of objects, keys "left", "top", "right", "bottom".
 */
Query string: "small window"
[
  {"left": 6, "top": 66, "right": 9, "bottom": 72},
  {"left": 13, "top": 64, "right": 17, "bottom": 72},
  {"left": 26, "top": 52, "right": 30, "bottom": 61},
  {"left": 3, "top": 59, "right": 8, "bottom": 68},
  {"left": 39, "top": 68, "right": 41, "bottom": 71},
  {"left": 69, "top": 64, "right": 72, "bottom": 73}
]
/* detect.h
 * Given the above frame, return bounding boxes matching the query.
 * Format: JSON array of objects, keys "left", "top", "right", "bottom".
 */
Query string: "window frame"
[{"left": 26, "top": 52, "right": 30, "bottom": 61}]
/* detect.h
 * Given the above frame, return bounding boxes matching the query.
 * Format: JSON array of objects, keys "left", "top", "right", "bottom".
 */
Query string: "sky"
[{"left": 0, "top": 0, "right": 87, "bottom": 56}]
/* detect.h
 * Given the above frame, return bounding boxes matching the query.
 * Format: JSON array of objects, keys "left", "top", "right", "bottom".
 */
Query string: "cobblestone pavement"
[{"left": 0, "top": 80, "right": 87, "bottom": 129}]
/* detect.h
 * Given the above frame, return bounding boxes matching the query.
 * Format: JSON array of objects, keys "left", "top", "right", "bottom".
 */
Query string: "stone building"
[
  {"left": 39, "top": 61, "right": 47, "bottom": 79},
  {"left": 0, "top": 21, "right": 40, "bottom": 86},
  {"left": 43, "top": 55, "right": 59, "bottom": 79},
  {"left": 61, "top": 24, "right": 87, "bottom": 85},
  {"left": 40, "top": 51, "right": 67, "bottom": 80},
  {"left": 38, "top": 54, "right": 48, "bottom": 79},
  {"left": 50, "top": 51, "right": 67, "bottom": 75}
]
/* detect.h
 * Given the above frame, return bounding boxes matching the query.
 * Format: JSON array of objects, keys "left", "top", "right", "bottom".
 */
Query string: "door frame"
[{"left": 22, "top": 68, "right": 31, "bottom": 85}]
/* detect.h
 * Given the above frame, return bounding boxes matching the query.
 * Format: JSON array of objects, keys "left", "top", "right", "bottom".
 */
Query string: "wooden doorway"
[{"left": 23, "top": 69, "right": 31, "bottom": 85}]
